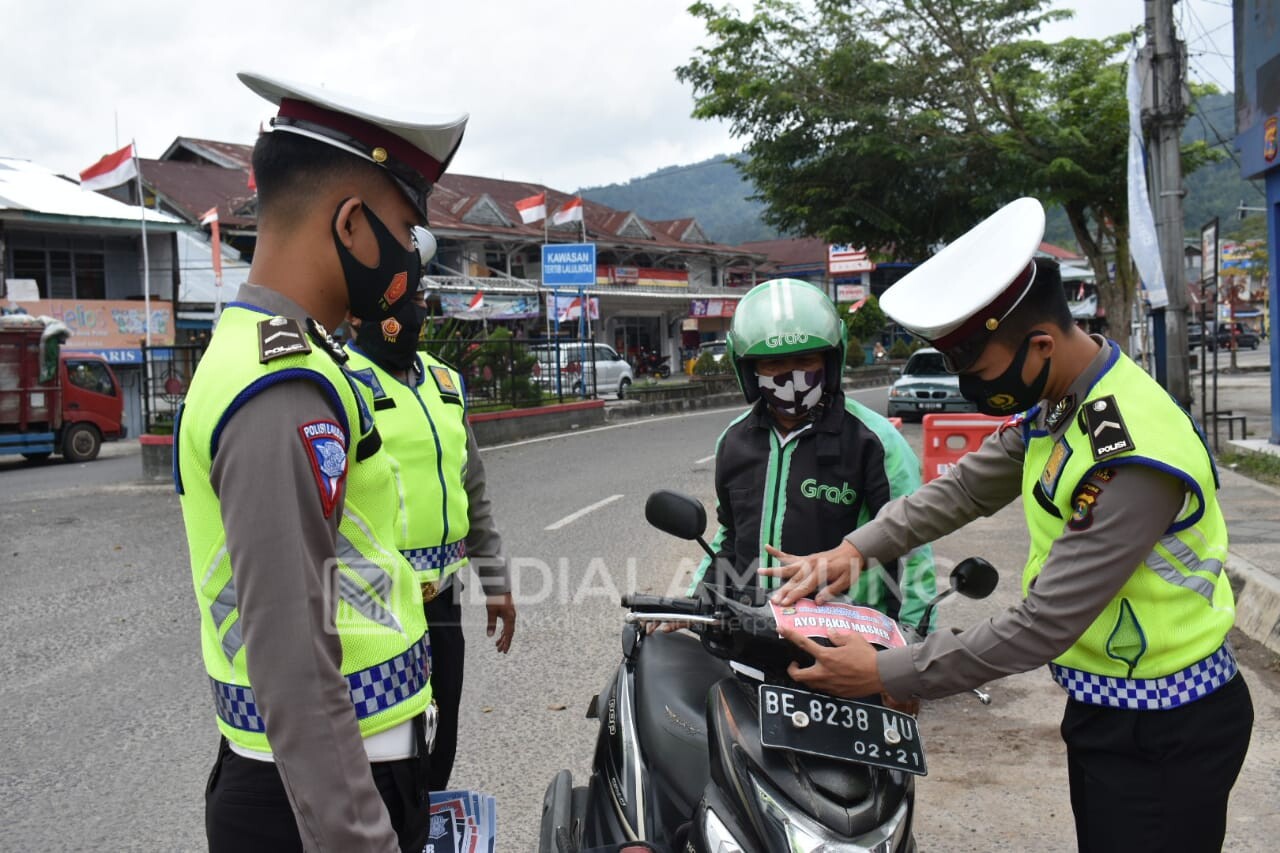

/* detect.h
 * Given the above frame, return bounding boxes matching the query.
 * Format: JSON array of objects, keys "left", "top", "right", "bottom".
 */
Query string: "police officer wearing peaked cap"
[
  {"left": 175, "top": 71, "right": 467, "bottom": 852},
  {"left": 762, "top": 198, "right": 1254, "bottom": 852}
]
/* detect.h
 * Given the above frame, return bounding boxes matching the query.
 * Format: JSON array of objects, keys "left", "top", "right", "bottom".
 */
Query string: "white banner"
[{"left": 1127, "top": 54, "right": 1167, "bottom": 308}]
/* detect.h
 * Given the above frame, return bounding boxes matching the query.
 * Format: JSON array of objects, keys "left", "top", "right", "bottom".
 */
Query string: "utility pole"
[{"left": 1142, "top": 0, "right": 1192, "bottom": 407}]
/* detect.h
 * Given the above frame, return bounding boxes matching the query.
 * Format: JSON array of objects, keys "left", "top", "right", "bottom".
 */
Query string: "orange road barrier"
[{"left": 922, "top": 413, "right": 1006, "bottom": 482}]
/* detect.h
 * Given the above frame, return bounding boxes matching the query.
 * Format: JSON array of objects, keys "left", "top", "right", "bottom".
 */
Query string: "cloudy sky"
[{"left": 2, "top": 0, "right": 1234, "bottom": 192}]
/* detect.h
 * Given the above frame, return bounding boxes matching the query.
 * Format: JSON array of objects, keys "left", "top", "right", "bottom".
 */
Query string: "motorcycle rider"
[{"left": 688, "top": 278, "right": 936, "bottom": 629}]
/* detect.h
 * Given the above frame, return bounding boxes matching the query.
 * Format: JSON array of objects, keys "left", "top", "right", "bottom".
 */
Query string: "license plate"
[
  {"left": 758, "top": 685, "right": 926, "bottom": 776},
  {"left": 919, "top": 402, "right": 943, "bottom": 410}
]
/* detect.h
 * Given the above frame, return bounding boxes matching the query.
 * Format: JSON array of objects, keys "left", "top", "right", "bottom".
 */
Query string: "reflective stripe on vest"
[
  {"left": 212, "top": 633, "right": 431, "bottom": 732},
  {"left": 1051, "top": 644, "right": 1237, "bottom": 710},
  {"left": 401, "top": 541, "right": 467, "bottom": 574}
]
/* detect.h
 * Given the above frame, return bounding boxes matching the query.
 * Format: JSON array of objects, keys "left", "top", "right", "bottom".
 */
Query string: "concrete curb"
[{"left": 1227, "top": 550, "right": 1280, "bottom": 657}]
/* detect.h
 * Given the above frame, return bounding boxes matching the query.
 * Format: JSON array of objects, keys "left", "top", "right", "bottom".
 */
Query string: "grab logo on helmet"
[{"left": 765, "top": 332, "right": 809, "bottom": 348}]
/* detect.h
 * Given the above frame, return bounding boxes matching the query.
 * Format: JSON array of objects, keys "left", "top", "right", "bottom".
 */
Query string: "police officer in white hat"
[
  {"left": 761, "top": 197, "right": 1254, "bottom": 851},
  {"left": 176, "top": 72, "right": 467, "bottom": 852}
]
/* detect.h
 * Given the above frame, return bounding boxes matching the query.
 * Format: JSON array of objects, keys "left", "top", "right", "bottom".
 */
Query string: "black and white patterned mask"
[{"left": 757, "top": 368, "right": 824, "bottom": 418}]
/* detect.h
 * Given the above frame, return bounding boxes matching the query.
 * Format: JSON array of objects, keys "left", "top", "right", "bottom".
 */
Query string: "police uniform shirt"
[
  {"left": 211, "top": 283, "right": 401, "bottom": 850},
  {"left": 373, "top": 359, "right": 511, "bottom": 596},
  {"left": 845, "top": 337, "right": 1188, "bottom": 701}
]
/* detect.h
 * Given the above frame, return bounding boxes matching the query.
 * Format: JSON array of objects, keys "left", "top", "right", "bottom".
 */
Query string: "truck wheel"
[{"left": 62, "top": 423, "right": 102, "bottom": 462}]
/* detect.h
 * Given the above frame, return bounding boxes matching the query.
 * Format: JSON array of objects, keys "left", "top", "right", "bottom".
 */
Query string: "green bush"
[
  {"left": 889, "top": 338, "right": 913, "bottom": 360},
  {"left": 845, "top": 336, "right": 864, "bottom": 368},
  {"left": 692, "top": 350, "right": 729, "bottom": 376}
]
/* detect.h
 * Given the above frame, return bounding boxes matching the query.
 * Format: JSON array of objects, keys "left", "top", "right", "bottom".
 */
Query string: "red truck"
[{"left": 0, "top": 318, "right": 127, "bottom": 462}]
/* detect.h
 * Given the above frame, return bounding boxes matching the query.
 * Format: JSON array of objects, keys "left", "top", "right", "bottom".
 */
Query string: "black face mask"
[
  {"left": 958, "top": 334, "right": 1051, "bottom": 416},
  {"left": 355, "top": 300, "right": 428, "bottom": 371},
  {"left": 332, "top": 200, "right": 421, "bottom": 324}
]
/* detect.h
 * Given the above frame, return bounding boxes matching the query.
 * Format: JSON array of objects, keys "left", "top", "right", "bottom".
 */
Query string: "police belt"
[
  {"left": 211, "top": 633, "right": 431, "bottom": 733},
  {"left": 1050, "top": 644, "right": 1237, "bottom": 711},
  {"left": 400, "top": 541, "right": 466, "bottom": 602}
]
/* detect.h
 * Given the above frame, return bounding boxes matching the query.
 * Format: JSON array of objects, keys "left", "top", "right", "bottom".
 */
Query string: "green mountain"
[
  {"left": 578, "top": 155, "right": 780, "bottom": 245},
  {"left": 582, "top": 93, "right": 1265, "bottom": 249}
]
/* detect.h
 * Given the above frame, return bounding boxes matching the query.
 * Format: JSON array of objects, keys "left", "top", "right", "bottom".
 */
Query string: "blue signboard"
[
  {"left": 63, "top": 348, "right": 143, "bottom": 365},
  {"left": 541, "top": 243, "right": 597, "bottom": 287}
]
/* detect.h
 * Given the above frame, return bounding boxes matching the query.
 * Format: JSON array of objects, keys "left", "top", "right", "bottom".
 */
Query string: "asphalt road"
[{"left": 1, "top": 382, "right": 1277, "bottom": 851}]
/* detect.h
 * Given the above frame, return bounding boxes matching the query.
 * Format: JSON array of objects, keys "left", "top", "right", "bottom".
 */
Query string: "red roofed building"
[{"left": 131, "top": 137, "right": 766, "bottom": 362}]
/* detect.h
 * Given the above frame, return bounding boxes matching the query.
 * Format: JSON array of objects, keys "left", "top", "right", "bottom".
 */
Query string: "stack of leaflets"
[{"left": 424, "top": 790, "right": 496, "bottom": 853}]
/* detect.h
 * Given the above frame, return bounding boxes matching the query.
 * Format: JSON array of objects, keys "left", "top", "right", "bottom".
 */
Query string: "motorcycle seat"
[{"left": 633, "top": 631, "right": 731, "bottom": 812}]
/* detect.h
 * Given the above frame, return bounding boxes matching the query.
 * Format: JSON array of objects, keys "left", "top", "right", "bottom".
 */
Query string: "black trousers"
[
  {"left": 1060, "top": 673, "right": 1253, "bottom": 853},
  {"left": 424, "top": 586, "right": 465, "bottom": 791},
  {"left": 205, "top": 735, "right": 430, "bottom": 853}
]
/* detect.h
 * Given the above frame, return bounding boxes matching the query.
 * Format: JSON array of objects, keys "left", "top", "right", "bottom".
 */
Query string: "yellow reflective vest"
[
  {"left": 344, "top": 347, "right": 471, "bottom": 587},
  {"left": 1021, "top": 350, "right": 1234, "bottom": 680},
  {"left": 176, "top": 305, "right": 431, "bottom": 752}
]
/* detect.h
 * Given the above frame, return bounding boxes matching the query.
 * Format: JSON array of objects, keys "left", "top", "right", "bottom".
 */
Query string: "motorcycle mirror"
[
  {"left": 645, "top": 490, "right": 707, "bottom": 541},
  {"left": 950, "top": 557, "right": 999, "bottom": 600}
]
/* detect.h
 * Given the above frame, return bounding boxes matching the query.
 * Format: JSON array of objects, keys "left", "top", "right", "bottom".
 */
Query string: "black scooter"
[{"left": 537, "top": 490, "right": 998, "bottom": 853}]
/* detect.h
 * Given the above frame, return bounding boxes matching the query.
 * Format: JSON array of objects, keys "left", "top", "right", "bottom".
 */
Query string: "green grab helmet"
[{"left": 727, "top": 278, "right": 848, "bottom": 404}]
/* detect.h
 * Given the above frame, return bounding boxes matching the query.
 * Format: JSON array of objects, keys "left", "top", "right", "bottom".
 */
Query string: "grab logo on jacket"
[{"left": 800, "top": 478, "right": 858, "bottom": 505}]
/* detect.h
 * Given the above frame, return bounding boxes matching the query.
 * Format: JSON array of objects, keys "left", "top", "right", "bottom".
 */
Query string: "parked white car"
[
  {"left": 529, "top": 342, "right": 634, "bottom": 398},
  {"left": 885, "top": 347, "right": 977, "bottom": 421}
]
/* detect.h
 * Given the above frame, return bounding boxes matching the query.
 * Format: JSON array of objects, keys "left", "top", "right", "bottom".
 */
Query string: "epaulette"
[
  {"left": 257, "top": 316, "right": 311, "bottom": 363},
  {"left": 1078, "top": 395, "right": 1134, "bottom": 461}
]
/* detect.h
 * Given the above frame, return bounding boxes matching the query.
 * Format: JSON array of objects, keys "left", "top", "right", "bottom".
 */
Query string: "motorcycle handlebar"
[{"left": 620, "top": 594, "right": 703, "bottom": 615}]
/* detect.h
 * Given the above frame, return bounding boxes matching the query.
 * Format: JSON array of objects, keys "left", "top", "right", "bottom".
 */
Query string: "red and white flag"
[
  {"left": 468, "top": 291, "right": 485, "bottom": 311},
  {"left": 79, "top": 142, "right": 138, "bottom": 191},
  {"left": 201, "top": 207, "right": 224, "bottom": 290},
  {"left": 514, "top": 192, "right": 546, "bottom": 224},
  {"left": 552, "top": 196, "right": 584, "bottom": 226}
]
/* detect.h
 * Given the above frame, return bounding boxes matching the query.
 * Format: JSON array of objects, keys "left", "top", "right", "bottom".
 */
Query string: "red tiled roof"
[
  {"left": 1038, "top": 241, "right": 1082, "bottom": 261},
  {"left": 140, "top": 159, "right": 256, "bottom": 228},
  {"left": 737, "top": 237, "right": 829, "bottom": 269},
  {"left": 162, "top": 137, "right": 255, "bottom": 170}
]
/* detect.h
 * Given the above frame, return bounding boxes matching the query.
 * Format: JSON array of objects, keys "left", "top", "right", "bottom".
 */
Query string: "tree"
[
  {"left": 840, "top": 294, "right": 887, "bottom": 344},
  {"left": 678, "top": 0, "right": 1220, "bottom": 349}
]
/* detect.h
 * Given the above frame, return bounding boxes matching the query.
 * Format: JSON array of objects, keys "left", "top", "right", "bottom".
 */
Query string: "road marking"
[
  {"left": 545, "top": 494, "right": 625, "bottom": 531},
  {"left": 694, "top": 454, "right": 716, "bottom": 465}
]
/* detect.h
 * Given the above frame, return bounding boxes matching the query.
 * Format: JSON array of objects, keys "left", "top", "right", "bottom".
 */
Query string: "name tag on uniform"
[{"left": 429, "top": 365, "right": 462, "bottom": 403}]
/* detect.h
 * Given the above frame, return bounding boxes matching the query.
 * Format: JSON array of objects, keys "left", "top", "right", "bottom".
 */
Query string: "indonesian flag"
[
  {"left": 79, "top": 142, "right": 138, "bottom": 191},
  {"left": 201, "top": 208, "right": 223, "bottom": 288},
  {"left": 552, "top": 196, "right": 584, "bottom": 225},
  {"left": 515, "top": 192, "right": 546, "bottom": 224},
  {"left": 468, "top": 291, "right": 485, "bottom": 311}
]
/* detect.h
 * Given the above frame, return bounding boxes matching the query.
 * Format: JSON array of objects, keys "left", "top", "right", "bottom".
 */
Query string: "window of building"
[{"left": 6, "top": 245, "right": 109, "bottom": 299}]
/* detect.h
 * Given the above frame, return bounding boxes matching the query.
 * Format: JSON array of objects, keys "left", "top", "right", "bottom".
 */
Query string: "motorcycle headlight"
[
  {"left": 702, "top": 807, "right": 749, "bottom": 853},
  {"left": 751, "top": 775, "right": 911, "bottom": 853}
]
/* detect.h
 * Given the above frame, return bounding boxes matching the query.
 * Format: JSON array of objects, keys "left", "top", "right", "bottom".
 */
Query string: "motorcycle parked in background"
[
  {"left": 632, "top": 349, "right": 672, "bottom": 379},
  {"left": 537, "top": 490, "right": 999, "bottom": 853}
]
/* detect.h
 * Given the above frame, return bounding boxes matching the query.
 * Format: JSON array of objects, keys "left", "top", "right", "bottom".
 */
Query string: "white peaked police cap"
[
  {"left": 238, "top": 71, "right": 469, "bottom": 220},
  {"left": 880, "top": 197, "right": 1047, "bottom": 370}
]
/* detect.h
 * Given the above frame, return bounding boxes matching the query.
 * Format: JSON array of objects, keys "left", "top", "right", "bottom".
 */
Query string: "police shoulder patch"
[
  {"left": 257, "top": 316, "right": 311, "bottom": 363},
  {"left": 299, "top": 420, "right": 347, "bottom": 518},
  {"left": 429, "top": 364, "right": 462, "bottom": 401},
  {"left": 1078, "top": 395, "right": 1134, "bottom": 461}
]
